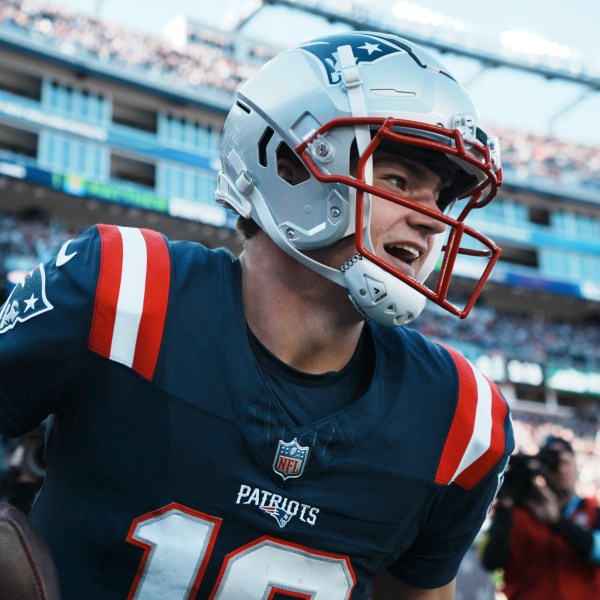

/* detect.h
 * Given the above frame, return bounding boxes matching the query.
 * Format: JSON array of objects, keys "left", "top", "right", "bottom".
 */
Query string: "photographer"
[{"left": 480, "top": 436, "right": 600, "bottom": 599}]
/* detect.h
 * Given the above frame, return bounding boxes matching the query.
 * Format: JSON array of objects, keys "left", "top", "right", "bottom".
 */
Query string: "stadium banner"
[
  {"left": 0, "top": 157, "right": 236, "bottom": 229},
  {"left": 546, "top": 367, "right": 600, "bottom": 395}
]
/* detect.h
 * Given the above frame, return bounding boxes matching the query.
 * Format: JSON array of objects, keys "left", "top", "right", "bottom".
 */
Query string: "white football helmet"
[{"left": 216, "top": 31, "right": 502, "bottom": 326}]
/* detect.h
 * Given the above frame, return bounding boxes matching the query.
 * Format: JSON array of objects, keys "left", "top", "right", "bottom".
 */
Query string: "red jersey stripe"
[
  {"left": 434, "top": 344, "right": 479, "bottom": 486},
  {"left": 132, "top": 229, "right": 170, "bottom": 380},
  {"left": 89, "top": 224, "right": 124, "bottom": 359},
  {"left": 89, "top": 226, "right": 170, "bottom": 381},
  {"left": 454, "top": 375, "right": 508, "bottom": 489}
]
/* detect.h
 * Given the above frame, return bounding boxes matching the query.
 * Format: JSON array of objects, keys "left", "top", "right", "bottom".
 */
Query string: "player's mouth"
[{"left": 383, "top": 242, "right": 424, "bottom": 277}]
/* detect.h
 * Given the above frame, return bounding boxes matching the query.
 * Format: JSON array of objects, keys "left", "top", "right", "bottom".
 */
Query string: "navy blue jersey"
[{"left": 0, "top": 225, "right": 514, "bottom": 599}]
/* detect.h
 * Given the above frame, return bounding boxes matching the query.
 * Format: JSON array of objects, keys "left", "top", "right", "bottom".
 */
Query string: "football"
[{"left": 0, "top": 503, "right": 60, "bottom": 599}]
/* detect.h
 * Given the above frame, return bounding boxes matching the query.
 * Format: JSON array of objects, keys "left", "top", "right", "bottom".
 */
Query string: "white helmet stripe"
[{"left": 337, "top": 44, "right": 374, "bottom": 253}]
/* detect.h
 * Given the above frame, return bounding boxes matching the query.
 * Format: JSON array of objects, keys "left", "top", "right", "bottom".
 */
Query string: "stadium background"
[{"left": 0, "top": 1, "right": 598, "bottom": 597}]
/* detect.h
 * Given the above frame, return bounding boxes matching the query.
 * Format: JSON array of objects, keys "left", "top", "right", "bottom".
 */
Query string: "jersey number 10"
[{"left": 126, "top": 502, "right": 356, "bottom": 599}]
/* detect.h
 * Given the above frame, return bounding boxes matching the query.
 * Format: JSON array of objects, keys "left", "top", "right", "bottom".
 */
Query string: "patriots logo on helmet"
[
  {"left": 260, "top": 505, "right": 294, "bottom": 528},
  {"left": 298, "top": 33, "right": 406, "bottom": 85},
  {"left": 0, "top": 264, "right": 53, "bottom": 334},
  {"left": 273, "top": 438, "right": 310, "bottom": 480}
]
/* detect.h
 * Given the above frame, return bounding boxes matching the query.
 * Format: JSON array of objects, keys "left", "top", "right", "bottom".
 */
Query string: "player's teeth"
[{"left": 393, "top": 244, "right": 420, "bottom": 258}]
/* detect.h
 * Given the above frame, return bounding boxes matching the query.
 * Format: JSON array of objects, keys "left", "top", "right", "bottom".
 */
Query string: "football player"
[{"left": 0, "top": 32, "right": 513, "bottom": 599}]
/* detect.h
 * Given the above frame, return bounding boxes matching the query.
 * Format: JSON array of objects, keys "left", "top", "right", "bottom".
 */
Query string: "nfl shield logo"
[{"left": 273, "top": 438, "right": 310, "bottom": 480}]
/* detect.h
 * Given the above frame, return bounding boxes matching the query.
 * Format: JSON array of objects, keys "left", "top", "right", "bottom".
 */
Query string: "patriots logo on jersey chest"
[
  {"left": 273, "top": 438, "right": 310, "bottom": 480},
  {"left": 236, "top": 484, "right": 320, "bottom": 528},
  {"left": 260, "top": 505, "right": 294, "bottom": 528},
  {"left": 0, "top": 264, "right": 53, "bottom": 334}
]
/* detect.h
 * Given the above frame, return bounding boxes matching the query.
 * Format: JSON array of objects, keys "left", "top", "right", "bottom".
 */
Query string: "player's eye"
[{"left": 380, "top": 174, "right": 408, "bottom": 191}]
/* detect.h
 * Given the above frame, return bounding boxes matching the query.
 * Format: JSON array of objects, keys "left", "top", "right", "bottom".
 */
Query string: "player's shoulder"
[
  {"left": 75, "top": 224, "right": 236, "bottom": 378},
  {"left": 167, "top": 230, "right": 238, "bottom": 274},
  {"left": 389, "top": 324, "right": 502, "bottom": 390},
  {"left": 429, "top": 340, "right": 513, "bottom": 490},
  {"left": 63, "top": 223, "right": 236, "bottom": 280},
  {"left": 375, "top": 322, "right": 457, "bottom": 375},
  {"left": 382, "top": 324, "right": 514, "bottom": 490}
]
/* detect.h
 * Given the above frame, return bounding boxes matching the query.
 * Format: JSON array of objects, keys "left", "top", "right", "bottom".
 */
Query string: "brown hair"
[{"left": 236, "top": 216, "right": 261, "bottom": 241}]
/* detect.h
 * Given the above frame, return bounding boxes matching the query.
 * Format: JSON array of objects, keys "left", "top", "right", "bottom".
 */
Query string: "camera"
[{"left": 498, "top": 447, "right": 561, "bottom": 506}]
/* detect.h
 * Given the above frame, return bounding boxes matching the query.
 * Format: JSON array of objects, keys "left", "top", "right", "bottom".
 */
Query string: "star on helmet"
[{"left": 358, "top": 42, "right": 382, "bottom": 55}]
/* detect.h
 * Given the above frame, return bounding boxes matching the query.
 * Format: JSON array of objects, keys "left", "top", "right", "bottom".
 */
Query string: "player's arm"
[
  {"left": 0, "top": 227, "right": 99, "bottom": 437},
  {"left": 370, "top": 570, "right": 455, "bottom": 599}
]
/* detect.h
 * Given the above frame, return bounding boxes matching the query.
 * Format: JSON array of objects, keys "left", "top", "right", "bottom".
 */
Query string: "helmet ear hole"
[{"left": 276, "top": 142, "right": 310, "bottom": 186}]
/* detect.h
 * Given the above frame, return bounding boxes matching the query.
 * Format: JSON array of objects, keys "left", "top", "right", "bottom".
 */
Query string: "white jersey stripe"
[
  {"left": 110, "top": 227, "right": 148, "bottom": 368},
  {"left": 451, "top": 361, "right": 493, "bottom": 482}
]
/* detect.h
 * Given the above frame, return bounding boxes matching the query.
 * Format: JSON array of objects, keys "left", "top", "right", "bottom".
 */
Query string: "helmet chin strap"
[
  {"left": 342, "top": 255, "right": 427, "bottom": 326},
  {"left": 340, "top": 232, "right": 443, "bottom": 327}
]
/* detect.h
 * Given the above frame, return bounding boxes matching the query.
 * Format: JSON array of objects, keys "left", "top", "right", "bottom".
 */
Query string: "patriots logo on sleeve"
[
  {"left": 298, "top": 33, "right": 406, "bottom": 85},
  {"left": 0, "top": 264, "right": 54, "bottom": 334}
]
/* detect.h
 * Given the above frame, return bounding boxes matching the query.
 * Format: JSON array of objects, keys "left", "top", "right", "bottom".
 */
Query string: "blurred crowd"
[
  {"left": 0, "top": 210, "right": 78, "bottom": 261},
  {"left": 0, "top": 0, "right": 258, "bottom": 93},
  {"left": 0, "top": 211, "right": 80, "bottom": 295},
  {"left": 496, "top": 125, "right": 600, "bottom": 191},
  {"left": 411, "top": 304, "right": 600, "bottom": 372},
  {"left": 1, "top": 1, "right": 600, "bottom": 191}
]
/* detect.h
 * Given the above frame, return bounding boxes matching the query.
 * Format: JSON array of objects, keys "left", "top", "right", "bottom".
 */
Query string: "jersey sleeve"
[
  {"left": 0, "top": 224, "right": 172, "bottom": 438},
  {"left": 389, "top": 464, "right": 508, "bottom": 588},
  {"left": 388, "top": 342, "right": 515, "bottom": 588},
  {"left": 0, "top": 226, "right": 103, "bottom": 437}
]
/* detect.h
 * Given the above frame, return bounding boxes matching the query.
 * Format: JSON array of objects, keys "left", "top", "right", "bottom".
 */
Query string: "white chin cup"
[{"left": 342, "top": 255, "right": 426, "bottom": 327}]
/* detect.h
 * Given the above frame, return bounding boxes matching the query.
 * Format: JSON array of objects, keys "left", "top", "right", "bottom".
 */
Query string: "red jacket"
[{"left": 502, "top": 502, "right": 600, "bottom": 600}]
